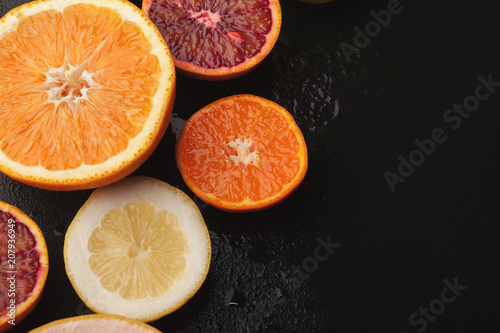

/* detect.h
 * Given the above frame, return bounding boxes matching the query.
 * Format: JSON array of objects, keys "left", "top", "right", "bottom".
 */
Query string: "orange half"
[
  {"left": 0, "top": 0, "right": 176, "bottom": 190},
  {"left": 176, "top": 94, "right": 308, "bottom": 212}
]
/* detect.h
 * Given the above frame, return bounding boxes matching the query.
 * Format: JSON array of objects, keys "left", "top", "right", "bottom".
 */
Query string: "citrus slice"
[
  {"left": 175, "top": 94, "right": 308, "bottom": 212},
  {"left": 64, "top": 176, "right": 211, "bottom": 322},
  {"left": 298, "top": 0, "right": 334, "bottom": 3},
  {"left": 0, "top": 201, "right": 48, "bottom": 332},
  {"left": 0, "top": 0, "right": 176, "bottom": 191},
  {"left": 29, "top": 314, "right": 161, "bottom": 333},
  {"left": 143, "top": 0, "right": 282, "bottom": 80}
]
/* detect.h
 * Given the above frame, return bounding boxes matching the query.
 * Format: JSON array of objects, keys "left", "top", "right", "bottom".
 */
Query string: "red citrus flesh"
[
  {"left": 143, "top": 0, "right": 282, "bottom": 80},
  {"left": 0, "top": 202, "right": 48, "bottom": 332}
]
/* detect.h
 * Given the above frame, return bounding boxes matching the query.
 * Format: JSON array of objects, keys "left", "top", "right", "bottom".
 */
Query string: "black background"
[{"left": 1, "top": 0, "right": 500, "bottom": 332}]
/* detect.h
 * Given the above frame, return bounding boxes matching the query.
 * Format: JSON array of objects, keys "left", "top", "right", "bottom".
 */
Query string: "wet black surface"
[{"left": 1, "top": 0, "right": 500, "bottom": 332}]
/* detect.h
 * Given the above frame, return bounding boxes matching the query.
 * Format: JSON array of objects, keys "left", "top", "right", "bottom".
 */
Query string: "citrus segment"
[
  {"left": 29, "top": 314, "right": 161, "bottom": 333},
  {"left": 143, "top": 0, "right": 282, "bottom": 80},
  {"left": 0, "top": 201, "right": 49, "bottom": 332},
  {"left": 0, "top": 0, "right": 176, "bottom": 190},
  {"left": 64, "top": 176, "right": 211, "bottom": 322},
  {"left": 64, "top": 5, "right": 123, "bottom": 66},
  {"left": 176, "top": 94, "right": 308, "bottom": 211}
]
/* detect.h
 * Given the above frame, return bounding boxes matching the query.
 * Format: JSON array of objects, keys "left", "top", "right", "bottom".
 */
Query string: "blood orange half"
[
  {"left": 143, "top": 0, "right": 282, "bottom": 80},
  {"left": 176, "top": 94, "right": 308, "bottom": 212},
  {"left": 0, "top": 201, "right": 48, "bottom": 332}
]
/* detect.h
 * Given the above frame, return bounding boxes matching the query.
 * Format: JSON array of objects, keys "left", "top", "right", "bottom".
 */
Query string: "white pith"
[
  {"left": 44, "top": 63, "right": 97, "bottom": 110},
  {"left": 126, "top": 242, "right": 149, "bottom": 260},
  {"left": 226, "top": 137, "right": 260, "bottom": 167},
  {"left": 189, "top": 9, "right": 220, "bottom": 29}
]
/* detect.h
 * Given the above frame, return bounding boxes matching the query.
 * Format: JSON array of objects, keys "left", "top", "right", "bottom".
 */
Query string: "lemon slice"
[{"left": 63, "top": 176, "right": 211, "bottom": 322}]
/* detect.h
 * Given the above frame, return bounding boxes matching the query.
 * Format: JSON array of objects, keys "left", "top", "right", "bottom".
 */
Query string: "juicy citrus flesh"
[
  {"left": 0, "top": 201, "right": 48, "bottom": 330},
  {"left": 0, "top": 0, "right": 175, "bottom": 190},
  {"left": 64, "top": 176, "right": 211, "bottom": 322},
  {"left": 144, "top": 0, "right": 281, "bottom": 80},
  {"left": 29, "top": 314, "right": 161, "bottom": 333},
  {"left": 176, "top": 94, "right": 308, "bottom": 211},
  {"left": 0, "top": 212, "right": 39, "bottom": 313},
  {"left": 0, "top": 3, "right": 158, "bottom": 169},
  {"left": 88, "top": 200, "right": 189, "bottom": 301}
]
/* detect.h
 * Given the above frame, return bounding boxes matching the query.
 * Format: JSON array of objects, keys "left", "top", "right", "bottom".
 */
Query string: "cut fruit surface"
[
  {"left": 64, "top": 176, "right": 211, "bottom": 322},
  {"left": 29, "top": 314, "right": 161, "bottom": 333},
  {"left": 0, "top": 0, "right": 176, "bottom": 190},
  {"left": 143, "top": 0, "right": 282, "bottom": 80},
  {"left": 176, "top": 94, "right": 308, "bottom": 212},
  {"left": 0, "top": 201, "right": 48, "bottom": 333}
]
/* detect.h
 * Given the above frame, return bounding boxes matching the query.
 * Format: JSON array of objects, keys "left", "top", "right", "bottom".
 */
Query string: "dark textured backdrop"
[{"left": 1, "top": 0, "right": 500, "bottom": 332}]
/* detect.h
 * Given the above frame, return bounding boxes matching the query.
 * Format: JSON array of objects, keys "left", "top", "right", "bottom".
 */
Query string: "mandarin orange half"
[{"left": 176, "top": 94, "right": 308, "bottom": 212}]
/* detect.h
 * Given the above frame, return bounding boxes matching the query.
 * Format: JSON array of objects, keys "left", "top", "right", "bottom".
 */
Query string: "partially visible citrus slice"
[
  {"left": 176, "top": 94, "right": 308, "bottom": 212},
  {"left": 29, "top": 314, "right": 161, "bottom": 333},
  {"left": 64, "top": 176, "right": 211, "bottom": 322},
  {"left": 298, "top": 0, "right": 334, "bottom": 3},
  {"left": 0, "top": 0, "right": 176, "bottom": 191},
  {"left": 0, "top": 201, "right": 48, "bottom": 332},
  {"left": 143, "top": 0, "right": 282, "bottom": 80}
]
